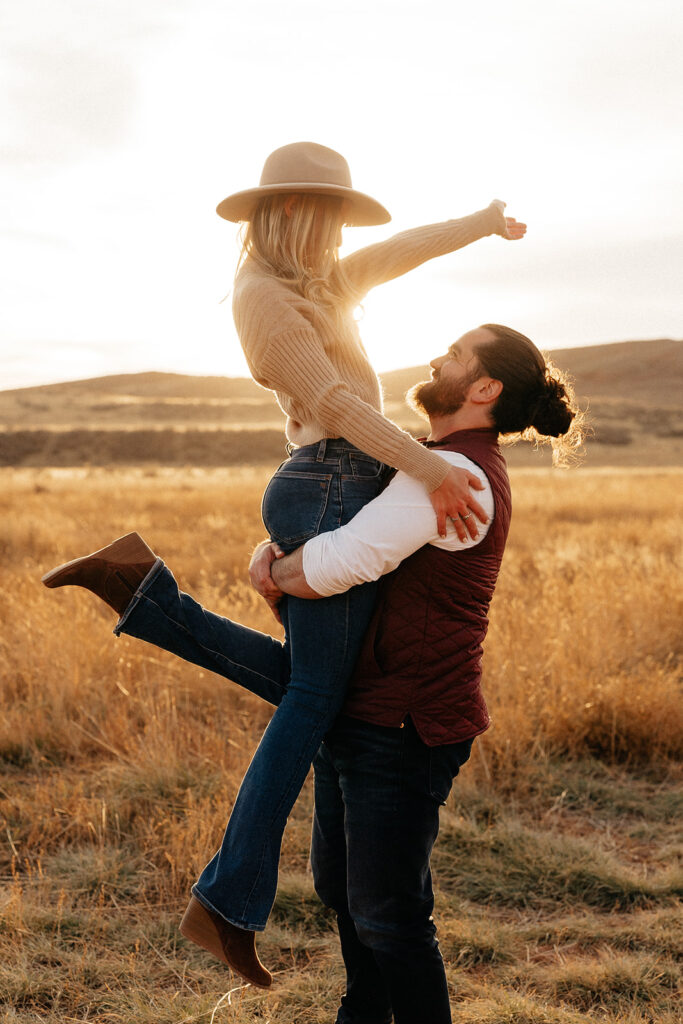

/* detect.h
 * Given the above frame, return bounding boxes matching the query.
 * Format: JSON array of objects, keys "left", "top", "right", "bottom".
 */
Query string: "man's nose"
[{"left": 430, "top": 354, "right": 445, "bottom": 370}]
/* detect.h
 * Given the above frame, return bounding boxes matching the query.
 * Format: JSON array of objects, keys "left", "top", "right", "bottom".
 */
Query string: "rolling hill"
[{"left": 1, "top": 338, "right": 681, "bottom": 468}]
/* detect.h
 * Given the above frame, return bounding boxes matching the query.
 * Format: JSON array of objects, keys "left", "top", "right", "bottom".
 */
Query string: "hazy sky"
[{"left": 2, "top": 0, "right": 682, "bottom": 389}]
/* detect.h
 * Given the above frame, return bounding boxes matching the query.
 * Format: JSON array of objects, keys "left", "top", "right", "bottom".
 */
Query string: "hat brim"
[{"left": 216, "top": 183, "right": 391, "bottom": 227}]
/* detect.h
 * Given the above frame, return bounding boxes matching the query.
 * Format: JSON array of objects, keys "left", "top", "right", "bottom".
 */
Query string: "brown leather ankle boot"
[
  {"left": 179, "top": 895, "right": 272, "bottom": 988},
  {"left": 41, "top": 532, "right": 157, "bottom": 616}
]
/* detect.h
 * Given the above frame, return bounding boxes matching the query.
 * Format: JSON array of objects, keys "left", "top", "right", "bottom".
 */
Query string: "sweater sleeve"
[
  {"left": 337, "top": 203, "right": 506, "bottom": 298},
  {"left": 257, "top": 326, "right": 451, "bottom": 492}
]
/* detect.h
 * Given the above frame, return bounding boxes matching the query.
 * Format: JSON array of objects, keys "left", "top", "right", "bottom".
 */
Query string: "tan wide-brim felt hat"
[{"left": 216, "top": 141, "right": 391, "bottom": 227}]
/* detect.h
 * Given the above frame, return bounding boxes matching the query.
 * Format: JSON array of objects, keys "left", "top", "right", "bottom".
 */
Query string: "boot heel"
[{"left": 179, "top": 896, "right": 272, "bottom": 988}]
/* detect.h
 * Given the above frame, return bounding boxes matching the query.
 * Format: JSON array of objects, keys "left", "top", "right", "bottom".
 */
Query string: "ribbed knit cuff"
[
  {"left": 483, "top": 201, "right": 507, "bottom": 237},
  {"left": 395, "top": 435, "right": 452, "bottom": 492}
]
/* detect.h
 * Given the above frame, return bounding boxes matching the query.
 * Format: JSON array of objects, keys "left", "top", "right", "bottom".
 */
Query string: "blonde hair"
[{"left": 237, "top": 193, "right": 358, "bottom": 337}]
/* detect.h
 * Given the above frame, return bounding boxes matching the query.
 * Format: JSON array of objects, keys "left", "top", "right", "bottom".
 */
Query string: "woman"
[{"left": 42, "top": 142, "right": 526, "bottom": 985}]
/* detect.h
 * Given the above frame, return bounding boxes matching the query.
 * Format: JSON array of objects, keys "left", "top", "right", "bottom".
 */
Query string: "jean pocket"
[
  {"left": 346, "top": 453, "right": 386, "bottom": 480},
  {"left": 339, "top": 459, "right": 385, "bottom": 525},
  {"left": 428, "top": 739, "right": 474, "bottom": 804},
  {"left": 261, "top": 468, "right": 333, "bottom": 547}
]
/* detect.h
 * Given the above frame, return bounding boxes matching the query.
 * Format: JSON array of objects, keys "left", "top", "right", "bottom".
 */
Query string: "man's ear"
[{"left": 470, "top": 377, "right": 503, "bottom": 406}]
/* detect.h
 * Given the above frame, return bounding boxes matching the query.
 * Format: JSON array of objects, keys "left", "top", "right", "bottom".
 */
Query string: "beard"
[{"left": 406, "top": 368, "right": 479, "bottom": 419}]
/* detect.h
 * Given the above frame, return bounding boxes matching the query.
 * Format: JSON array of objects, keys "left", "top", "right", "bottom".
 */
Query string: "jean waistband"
[{"left": 286, "top": 437, "right": 376, "bottom": 463}]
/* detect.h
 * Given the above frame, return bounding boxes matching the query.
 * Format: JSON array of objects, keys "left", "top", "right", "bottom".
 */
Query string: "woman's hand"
[
  {"left": 490, "top": 199, "right": 527, "bottom": 240},
  {"left": 248, "top": 540, "right": 286, "bottom": 624},
  {"left": 503, "top": 216, "right": 527, "bottom": 240},
  {"left": 429, "top": 467, "right": 488, "bottom": 541}
]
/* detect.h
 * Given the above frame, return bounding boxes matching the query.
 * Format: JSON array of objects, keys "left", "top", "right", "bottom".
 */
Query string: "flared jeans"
[{"left": 114, "top": 438, "right": 386, "bottom": 930}]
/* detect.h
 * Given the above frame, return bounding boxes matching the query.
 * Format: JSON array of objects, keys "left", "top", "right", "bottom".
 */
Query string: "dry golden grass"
[{"left": 0, "top": 465, "right": 681, "bottom": 1022}]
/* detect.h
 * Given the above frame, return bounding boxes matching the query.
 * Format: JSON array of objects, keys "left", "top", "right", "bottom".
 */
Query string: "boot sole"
[{"left": 179, "top": 898, "right": 272, "bottom": 988}]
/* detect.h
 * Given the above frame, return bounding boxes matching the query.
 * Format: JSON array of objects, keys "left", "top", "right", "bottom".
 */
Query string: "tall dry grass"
[
  {"left": 2, "top": 467, "right": 681, "bottom": 773},
  {"left": 0, "top": 465, "right": 681, "bottom": 1022},
  {"left": 481, "top": 467, "right": 682, "bottom": 772}
]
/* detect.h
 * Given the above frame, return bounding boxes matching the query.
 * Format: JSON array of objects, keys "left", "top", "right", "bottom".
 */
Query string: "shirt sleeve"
[
  {"left": 337, "top": 204, "right": 506, "bottom": 299},
  {"left": 302, "top": 451, "right": 495, "bottom": 597}
]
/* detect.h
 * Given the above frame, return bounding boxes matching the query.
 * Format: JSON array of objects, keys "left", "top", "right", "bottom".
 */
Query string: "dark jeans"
[
  {"left": 114, "top": 438, "right": 385, "bottom": 930},
  {"left": 312, "top": 715, "right": 473, "bottom": 1024}
]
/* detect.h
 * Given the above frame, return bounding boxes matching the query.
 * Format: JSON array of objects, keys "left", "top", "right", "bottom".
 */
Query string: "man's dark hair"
[{"left": 474, "top": 324, "right": 584, "bottom": 464}]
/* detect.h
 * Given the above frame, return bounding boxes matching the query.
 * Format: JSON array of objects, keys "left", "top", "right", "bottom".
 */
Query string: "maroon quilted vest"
[{"left": 343, "top": 428, "right": 511, "bottom": 746}]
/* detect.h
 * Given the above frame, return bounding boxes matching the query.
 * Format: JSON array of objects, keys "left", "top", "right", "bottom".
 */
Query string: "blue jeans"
[
  {"left": 114, "top": 438, "right": 386, "bottom": 930},
  {"left": 312, "top": 716, "right": 473, "bottom": 1024}
]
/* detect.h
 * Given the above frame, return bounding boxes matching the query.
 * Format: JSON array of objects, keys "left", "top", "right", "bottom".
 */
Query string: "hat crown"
[{"left": 259, "top": 142, "right": 353, "bottom": 190}]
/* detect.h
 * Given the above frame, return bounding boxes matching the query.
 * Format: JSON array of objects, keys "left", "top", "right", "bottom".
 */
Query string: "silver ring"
[{"left": 462, "top": 513, "right": 472, "bottom": 521}]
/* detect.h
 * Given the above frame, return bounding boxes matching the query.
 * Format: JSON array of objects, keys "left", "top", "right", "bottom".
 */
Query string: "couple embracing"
[{"left": 43, "top": 142, "right": 580, "bottom": 1024}]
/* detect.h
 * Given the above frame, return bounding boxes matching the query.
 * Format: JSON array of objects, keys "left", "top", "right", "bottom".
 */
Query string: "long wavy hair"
[{"left": 237, "top": 193, "right": 358, "bottom": 339}]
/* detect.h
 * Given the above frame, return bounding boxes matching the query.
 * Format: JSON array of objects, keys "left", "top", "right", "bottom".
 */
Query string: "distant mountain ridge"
[
  {"left": 382, "top": 338, "right": 682, "bottom": 409},
  {"left": 1, "top": 338, "right": 681, "bottom": 468},
  {"left": 2, "top": 338, "right": 681, "bottom": 412}
]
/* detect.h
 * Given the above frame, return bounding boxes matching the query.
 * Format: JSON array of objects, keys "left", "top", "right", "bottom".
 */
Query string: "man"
[
  {"left": 42, "top": 324, "right": 578, "bottom": 1019},
  {"left": 249, "top": 323, "right": 578, "bottom": 1024}
]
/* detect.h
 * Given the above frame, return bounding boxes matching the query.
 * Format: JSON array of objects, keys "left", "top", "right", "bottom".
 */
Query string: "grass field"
[{"left": 1, "top": 465, "right": 681, "bottom": 1023}]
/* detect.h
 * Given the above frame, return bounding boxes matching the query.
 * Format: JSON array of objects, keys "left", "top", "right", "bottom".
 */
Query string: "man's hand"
[
  {"left": 248, "top": 540, "right": 285, "bottom": 624},
  {"left": 490, "top": 199, "right": 527, "bottom": 240},
  {"left": 429, "top": 466, "right": 488, "bottom": 540}
]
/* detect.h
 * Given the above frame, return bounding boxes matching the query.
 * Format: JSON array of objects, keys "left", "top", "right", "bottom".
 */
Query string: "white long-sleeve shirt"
[{"left": 302, "top": 450, "right": 494, "bottom": 597}]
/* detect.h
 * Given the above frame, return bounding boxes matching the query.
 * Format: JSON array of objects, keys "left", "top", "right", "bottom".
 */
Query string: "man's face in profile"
[{"left": 407, "top": 328, "right": 492, "bottom": 419}]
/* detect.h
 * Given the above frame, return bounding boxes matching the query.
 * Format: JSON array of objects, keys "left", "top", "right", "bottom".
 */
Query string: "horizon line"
[{"left": 2, "top": 336, "right": 681, "bottom": 395}]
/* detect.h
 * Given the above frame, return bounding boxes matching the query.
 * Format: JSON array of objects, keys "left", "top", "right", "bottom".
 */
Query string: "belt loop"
[{"left": 316, "top": 439, "right": 327, "bottom": 462}]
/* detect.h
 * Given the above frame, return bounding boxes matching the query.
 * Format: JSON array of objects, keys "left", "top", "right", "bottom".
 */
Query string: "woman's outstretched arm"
[{"left": 338, "top": 201, "right": 526, "bottom": 298}]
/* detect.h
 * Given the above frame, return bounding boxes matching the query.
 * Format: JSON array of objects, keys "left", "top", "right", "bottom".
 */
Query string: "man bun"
[
  {"left": 475, "top": 324, "right": 586, "bottom": 466},
  {"left": 529, "top": 376, "right": 575, "bottom": 438}
]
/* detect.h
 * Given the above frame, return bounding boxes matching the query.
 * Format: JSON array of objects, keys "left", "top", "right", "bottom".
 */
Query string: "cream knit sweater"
[{"left": 233, "top": 203, "right": 505, "bottom": 492}]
